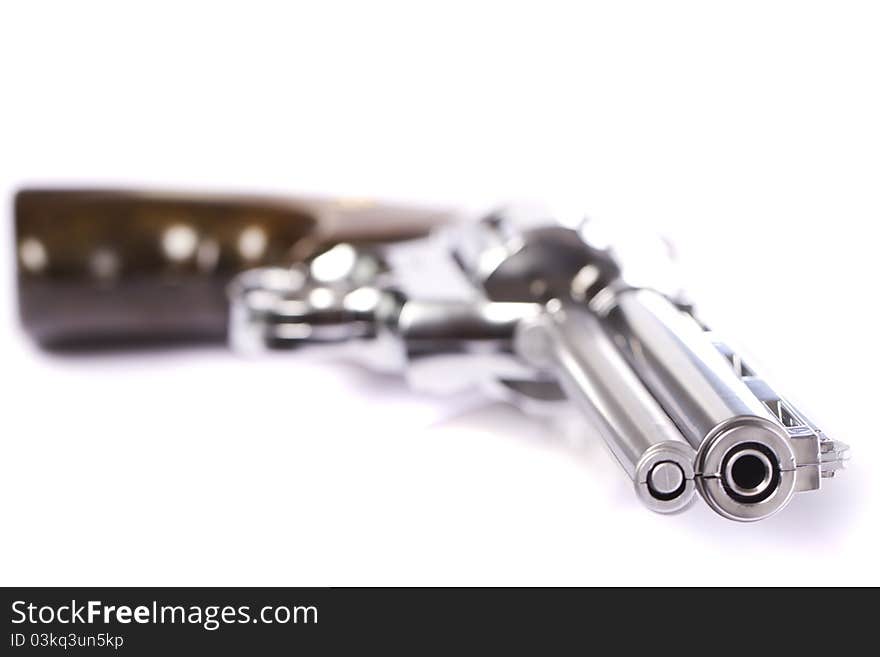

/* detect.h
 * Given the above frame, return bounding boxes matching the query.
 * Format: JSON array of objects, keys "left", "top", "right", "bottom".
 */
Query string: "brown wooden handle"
[{"left": 15, "top": 188, "right": 454, "bottom": 347}]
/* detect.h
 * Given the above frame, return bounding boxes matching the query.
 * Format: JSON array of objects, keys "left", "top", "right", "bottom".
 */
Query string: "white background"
[{"left": 1, "top": 1, "right": 877, "bottom": 585}]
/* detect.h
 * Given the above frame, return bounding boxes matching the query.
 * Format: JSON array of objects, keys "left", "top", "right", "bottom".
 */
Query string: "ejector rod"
[{"left": 517, "top": 302, "right": 696, "bottom": 513}]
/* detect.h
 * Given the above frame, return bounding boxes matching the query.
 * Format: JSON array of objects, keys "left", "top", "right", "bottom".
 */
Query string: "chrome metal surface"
[
  {"left": 604, "top": 289, "right": 775, "bottom": 444},
  {"left": 599, "top": 287, "right": 847, "bottom": 520},
  {"left": 228, "top": 257, "right": 541, "bottom": 394},
  {"left": 515, "top": 302, "right": 695, "bottom": 513},
  {"left": 223, "top": 204, "right": 847, "bottom": 522},
  {"left": 16, "top": 187, "right": 846, "bottom": 521},
  {"left": 649, "top": 462, "right": 685, "bottom": 497}
]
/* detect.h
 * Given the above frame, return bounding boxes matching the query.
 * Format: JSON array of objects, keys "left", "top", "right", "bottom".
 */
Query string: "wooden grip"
[{"left": 15, "top": 189, "right": 454, "bottom": 347}]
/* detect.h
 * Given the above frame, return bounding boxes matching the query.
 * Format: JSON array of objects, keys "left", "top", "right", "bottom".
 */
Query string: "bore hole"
[
  {"left": 721, "top": 443, "right": 780, "bottom": 503},
  {"left": 730, "top": 454, "right": 767, "bottom": 491}
]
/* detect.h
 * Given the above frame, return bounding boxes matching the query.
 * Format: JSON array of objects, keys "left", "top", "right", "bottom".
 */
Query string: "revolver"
[{"left": 14, "top": 189, "right": 849, "bottom": 521}]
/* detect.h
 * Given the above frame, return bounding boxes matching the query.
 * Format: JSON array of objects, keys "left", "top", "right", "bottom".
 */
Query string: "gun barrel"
[{"left": 603, "top": 289, "right": 798, "bottom": 521}]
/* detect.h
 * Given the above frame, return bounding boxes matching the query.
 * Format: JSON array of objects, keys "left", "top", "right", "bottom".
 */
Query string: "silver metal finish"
[
  {"left": 605, "top": 289, "right": 775, "bottom": 443},
  {"left": 601, "top": 289, "right": 798, "bottom": 520},
  {"left": 649, "top": 462, "right": 685, "bottom": 497},
  {"left": 599, "top": 287, "right": 847, "bottom": 521},
  {"left": 227, "top": 206, "right": 848, "bottom": 522},
  {"left": 516, "top": 303, "right": 695, "bottom": 513}
]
